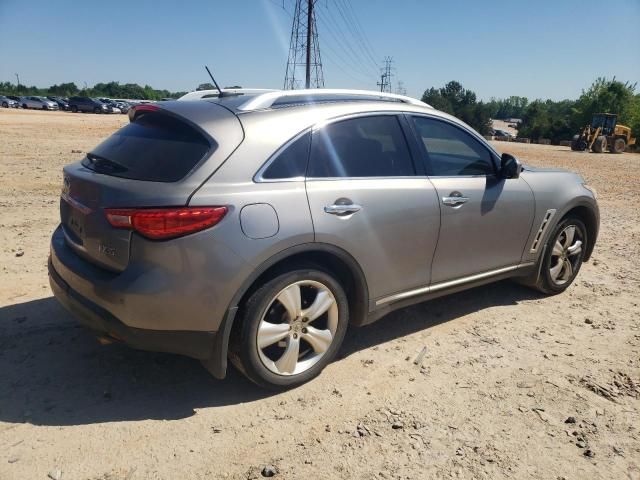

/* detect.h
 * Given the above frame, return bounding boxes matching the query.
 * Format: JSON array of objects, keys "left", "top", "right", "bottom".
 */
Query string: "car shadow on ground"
[{"left": 0, "top": 281, "right": 542, "bottom": 427}]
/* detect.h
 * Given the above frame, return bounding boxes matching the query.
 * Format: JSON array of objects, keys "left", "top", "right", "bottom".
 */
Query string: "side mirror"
[{"left": 500, "top": 153, "right": 522, "bottom": 179}]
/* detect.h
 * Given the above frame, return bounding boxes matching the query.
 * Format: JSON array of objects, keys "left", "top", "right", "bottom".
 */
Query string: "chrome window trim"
[
  {"left": 304, "top": 176, "right": 425, "bottom": 182},
  {"left": 375, "top": 262, "right": 536, "bottom": 306}
]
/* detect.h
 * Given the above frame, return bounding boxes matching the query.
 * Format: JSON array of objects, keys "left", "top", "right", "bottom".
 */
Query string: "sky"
[{"left": 0, "top": 0, "right": 638, "bottom": 101}]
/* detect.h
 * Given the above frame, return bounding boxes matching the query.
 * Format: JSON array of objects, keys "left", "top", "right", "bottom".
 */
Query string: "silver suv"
[
  {"left": 21, "top": 96, "right": 59, "bottom": 110},
  {"left": 49, "top": 89, "right": 599, "bottom": 389}
]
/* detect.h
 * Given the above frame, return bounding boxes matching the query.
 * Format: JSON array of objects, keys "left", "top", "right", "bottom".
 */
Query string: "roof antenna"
[{"left": 204, "top": 65, "right": 231, "bottom": 97}]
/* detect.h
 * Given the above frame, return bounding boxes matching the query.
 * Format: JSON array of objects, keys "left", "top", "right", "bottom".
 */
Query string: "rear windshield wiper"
[{"left": 84, "top": 153, "right": 129, "bottom": 173}]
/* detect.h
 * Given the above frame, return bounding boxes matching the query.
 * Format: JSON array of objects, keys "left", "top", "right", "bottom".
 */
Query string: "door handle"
[
  {"left": 324, "top": 204, "right": 362, "bottom": 215},
  {"left": 442, "top": 196, "right": 469, "bottom": 206}
]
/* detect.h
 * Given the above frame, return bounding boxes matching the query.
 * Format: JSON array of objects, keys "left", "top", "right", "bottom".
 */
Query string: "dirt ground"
[{"left": 1, "top": 109, "right": 639, "bottom": 480}]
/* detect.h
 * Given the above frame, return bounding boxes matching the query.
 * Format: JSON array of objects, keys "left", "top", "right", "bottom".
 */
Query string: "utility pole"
[
  {"left": 284, "top": 0, "right": 324, "bottom": 89},
  {"left": 305, "top": 0, "right": 312, "bottom": 88},
  {"left": 396, "top": 80, "right": 407, "bottom": 96},
  {"left": 379, "top": 56, "right": 394, "bottom": 93},
  {"left": 377, "top": 73, "right": 387, "bottom": 93},
  {"left": 15, "top": 73, "right": 20, "bottom": 86}
]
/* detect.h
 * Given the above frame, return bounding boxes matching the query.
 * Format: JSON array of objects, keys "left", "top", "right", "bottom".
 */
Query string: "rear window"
[{"left": 83, "top": 112, "right": 213, "bottom": 182}]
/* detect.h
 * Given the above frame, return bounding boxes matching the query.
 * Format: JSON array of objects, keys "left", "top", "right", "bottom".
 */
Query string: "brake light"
[
  {"left": 128, "top": 103, "right": 160, "bottom": 121},
  {"left": 105, "top": 207, "right": 227, "bottom": 240}
]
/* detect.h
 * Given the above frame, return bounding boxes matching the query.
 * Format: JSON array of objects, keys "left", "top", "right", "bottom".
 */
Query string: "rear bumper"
[
  {"left": 49, "top": 223, "right": 231, "bottom": 362},
  {"left": 49, "top": 257, "right": 217, "bottom": 360}
]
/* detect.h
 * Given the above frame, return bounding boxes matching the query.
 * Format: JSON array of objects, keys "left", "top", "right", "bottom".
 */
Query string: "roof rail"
[
  {"left": 178, "top": 88, "right": 278, "bottom": 101},
  {"left": 236, "top": 89, "right": 431, "bottom": 111}
]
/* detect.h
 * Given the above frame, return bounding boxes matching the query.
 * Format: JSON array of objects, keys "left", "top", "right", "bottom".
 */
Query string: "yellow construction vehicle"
[{"left": 571, "top": 113, "right": 636, "bottom": 153}]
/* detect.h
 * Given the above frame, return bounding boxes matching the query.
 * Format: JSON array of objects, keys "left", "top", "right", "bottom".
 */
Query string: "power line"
[
  {"left": 321, "top": 1, "right": 379, "bottom": 77},
  {"left": 315, "top": 9, "right": 378, "bottom": 79},
  {"left": 336, "top": 0, "right": 379, "bottom": 62},
  {"left": 321, "top": 42, "right": 378, "bottom": 85},
  {"left": 332, "top": 0, "right": 380, "bottom": 71},
  {"left": 266, "top": 0, "right": 292, "bottom": 16}
]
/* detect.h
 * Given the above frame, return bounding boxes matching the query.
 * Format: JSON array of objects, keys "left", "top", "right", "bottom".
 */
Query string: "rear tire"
[
  {"left": 592, "top": 135, "right": 607, "bottom": 153},
  {"left": 570, "top": 134, "right": 581, "bottom": 151},
  {"left": 1, "top": 102, "right": 7, "bottom": 108},
  {"left": 71, "top": 105, "right": 77, "bottom": 113},
  {"left": 230, "top": 268, "right": 349, "bottom": 390},
  {"left": 524, "top": 216, "right": 587, "bottom": 295},
  {"left": 611, "top": 137, "right": 626, "bottom": 154}
]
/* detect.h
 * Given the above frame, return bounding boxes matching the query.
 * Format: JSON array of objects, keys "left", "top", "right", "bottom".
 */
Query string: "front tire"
[
  {"left": 530, "top": 217, "right": 587, "bottom": 294},
  {"left": 231, "top": 268, "right": 349, "bottom": 389},
  {"left": 592, "top": 135, "right": 607, "bottom": 153}
]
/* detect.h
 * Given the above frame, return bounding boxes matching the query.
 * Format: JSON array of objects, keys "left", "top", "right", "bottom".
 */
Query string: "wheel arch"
[{"left": 202, "top": 243, "right": 369, "bottom": 379}]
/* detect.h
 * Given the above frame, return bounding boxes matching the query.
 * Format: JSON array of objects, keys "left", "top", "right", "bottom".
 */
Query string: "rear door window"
[
  {"left": 83, "top": 111, "right": 213, "bottom": 182},
  {"left": 308, "top": 115, "right": 415, "bottom": 178}
]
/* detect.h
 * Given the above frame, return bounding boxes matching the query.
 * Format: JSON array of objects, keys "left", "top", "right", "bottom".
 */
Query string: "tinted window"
[
  {"left": 308, "top": 116, "right": 414, "bottom": 178},
  {"left": 261, "top": 132, "right": 310, "bottom": 180},
  {"left": 412, "top": 116, "right": 495, "bottom": 176},
  {"left": 83, "top": 112, "right": 213, "bottom": 182}
]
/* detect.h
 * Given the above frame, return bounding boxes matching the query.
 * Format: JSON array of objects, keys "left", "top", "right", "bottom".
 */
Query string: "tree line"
[
  {"left": 0, "top": 81, "right": 187, "bottom": 101},
  {"left": 421, "top": 77, "right": 640, "bottom": 143},
  {"left": 3, "top": 77, "right": 638, "bottom": 144}
]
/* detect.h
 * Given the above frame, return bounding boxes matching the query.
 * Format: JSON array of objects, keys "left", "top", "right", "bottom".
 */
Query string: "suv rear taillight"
[{"left": 105, "top": 207, "right": 227, "bottom": 240}]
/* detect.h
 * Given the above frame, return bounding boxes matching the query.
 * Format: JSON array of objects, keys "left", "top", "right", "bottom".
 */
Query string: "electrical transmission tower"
[
  {"left": 396, "top": 80, "right": 407, "bottom": 96},
  {"left": 284, "top": 0, "right": 324, "bottom": 89},
  {"left": 377, "top": 56, "right": 394, "bottom": 93}
]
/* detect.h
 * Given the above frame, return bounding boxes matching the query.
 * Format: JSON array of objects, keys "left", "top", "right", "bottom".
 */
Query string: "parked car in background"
[
  {"left": 48, "top": 96, "right": 70, "bottom": 111},
  {"left": 49, "top": 89, "right": 599, "bottom": 389},
  {"left": 6, "top": 95, "right": 22, "bottom": 104},
  {"left": 99, "top": 98, "right": 129, "bottom": 114},
  {"left": 0, "top": 95, "right": 20, "bottom": 108},
  {"left": 493, "top": 129, "right": 514, "bottom": 138},
  {"left": 68, "top": 96, "right": 109, "bottom": 113},
  {"left": 21, "top": 96, "right": 59, "bottom": 110}
]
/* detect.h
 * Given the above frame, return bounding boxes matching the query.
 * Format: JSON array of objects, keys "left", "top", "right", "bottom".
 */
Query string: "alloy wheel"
[
  {"left": 549, "top": 225, "right": 583, "bottom": 285},
  {"left": 256, "top": 280, "right": 338, "bottom": 376}
]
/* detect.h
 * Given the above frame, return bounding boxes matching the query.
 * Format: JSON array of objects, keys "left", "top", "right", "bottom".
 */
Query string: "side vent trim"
[{"left": 530, "top": 209, "right": 556, "bottom": 253}]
